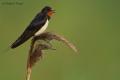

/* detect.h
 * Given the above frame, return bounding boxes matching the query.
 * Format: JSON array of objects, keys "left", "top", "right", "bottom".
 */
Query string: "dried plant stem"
[
  {"left": 51, "top": 33, "right": 78, "bottom": 52},
  {"left": 25, "top": 32, "right": 78, "bottom": 80},
  {"left": 26, "top": 67, "right": 32, "bottom": 80}
]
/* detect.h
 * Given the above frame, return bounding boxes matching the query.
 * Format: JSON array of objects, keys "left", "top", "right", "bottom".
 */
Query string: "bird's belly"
[{"left": 35, "top": 19, "right": 49, "bottom": 36}]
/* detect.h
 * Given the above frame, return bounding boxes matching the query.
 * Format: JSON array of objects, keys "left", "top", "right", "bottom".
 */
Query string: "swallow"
[{"left": 11, "top": 6, "right": 55, "bottom": 49}]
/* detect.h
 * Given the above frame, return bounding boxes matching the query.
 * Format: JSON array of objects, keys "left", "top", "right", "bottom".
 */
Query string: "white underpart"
[{"left": 35, "top": 19, "right": 49, "bottom": 36}]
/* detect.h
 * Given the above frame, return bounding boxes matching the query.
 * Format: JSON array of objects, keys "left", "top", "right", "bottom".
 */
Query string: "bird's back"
[
  {"left": 11, "top": 9, "right": 49, "bottom": 49},
  {"left": 11, "top": 16, "right": 47, "bottom": 49},
  {"left": 11, "top": 28, "right": 35, "bottom": 48}
]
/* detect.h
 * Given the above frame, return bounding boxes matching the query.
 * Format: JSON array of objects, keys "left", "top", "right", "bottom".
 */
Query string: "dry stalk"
[{"left": 26, "top": 32, "right": 78, "bottom": 80}]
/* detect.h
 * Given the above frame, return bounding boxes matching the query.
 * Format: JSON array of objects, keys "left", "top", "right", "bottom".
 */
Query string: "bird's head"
[{"left": 41, "top": 6, "right": 55, "bottom": 18}]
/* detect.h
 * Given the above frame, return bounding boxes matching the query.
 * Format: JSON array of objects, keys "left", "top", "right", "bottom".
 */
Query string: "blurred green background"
[{"left": 0, "top": 0, "right": 120, "bottom": 80}]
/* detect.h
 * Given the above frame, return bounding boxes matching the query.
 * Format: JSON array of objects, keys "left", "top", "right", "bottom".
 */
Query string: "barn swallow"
[{"left": 11, "top": 6, "right": 55, "bottom": 49}]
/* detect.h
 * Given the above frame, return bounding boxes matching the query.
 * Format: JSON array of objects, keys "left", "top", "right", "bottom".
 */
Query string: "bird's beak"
[
  {"left": 48, "top": 10, "right": 55, "bottom": 17},
  {"left": 52, "top": 10, "right": 56, "bottom": 13}
]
